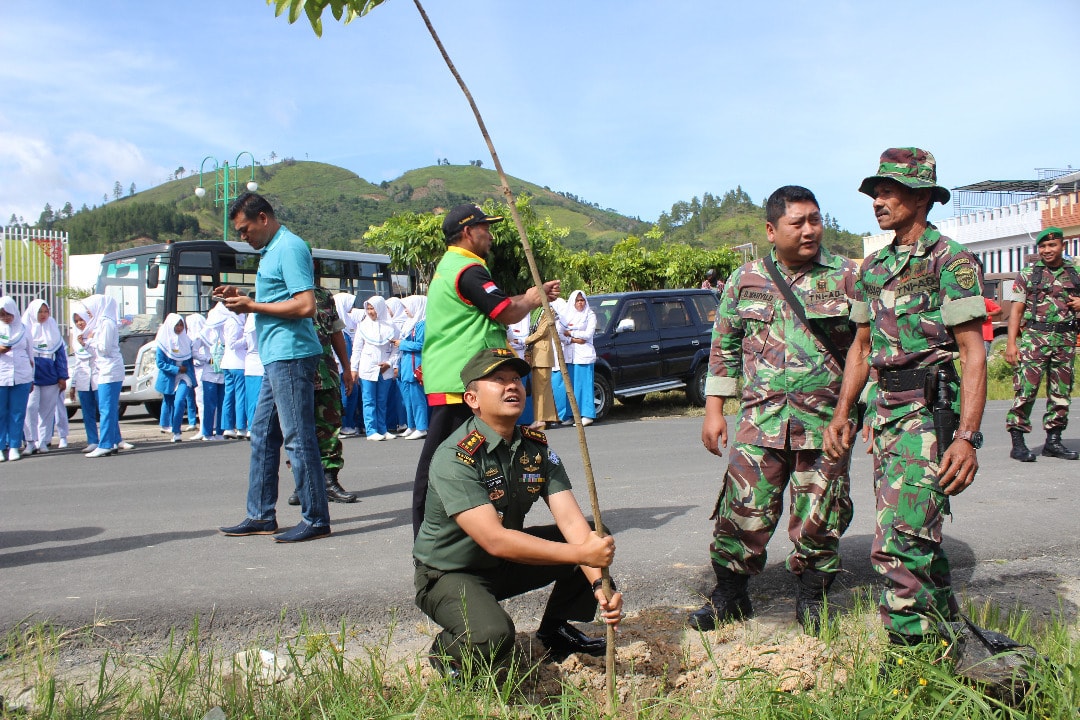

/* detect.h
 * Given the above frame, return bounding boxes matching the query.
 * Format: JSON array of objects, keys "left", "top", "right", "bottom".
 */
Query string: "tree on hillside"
[
  {"left": 112, "top": 181, "right": 122, "bottom": 201},
  {"left": 60, "top": 202, "right": 74, "bottom": 220},
  {"left": 174, "top": 166, "right": 185, "bottom": 180},
  {"left": 38, "top": 203, "right": 54, "bottom": 229},
  {"left": 129, "top": 182, "right": 136, "bottom": 197},
  {"left": 9, "top": 214, "right": 17, "bottom": 226}
]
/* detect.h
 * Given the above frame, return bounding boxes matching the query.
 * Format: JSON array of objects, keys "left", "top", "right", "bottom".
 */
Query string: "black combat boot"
[
  {"left": 795, "top": 568, "right": 836, "bottom": 636},
  {"left": 1042, "top": 430, "right": 1079, "bottom": 460},
  {"left": 325, "top": 469, "right": 359, "bottom": 503},
  {"left": 687, "top": 562, "right": 753, "bottom": 631},
  {"left": 1009, "top": 429, "right": 1037, "bottom": 462}
]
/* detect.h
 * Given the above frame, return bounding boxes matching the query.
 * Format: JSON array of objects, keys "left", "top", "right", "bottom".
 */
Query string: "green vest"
[{"left": 423, "top": 247, "right": 509, "bottom": 395}]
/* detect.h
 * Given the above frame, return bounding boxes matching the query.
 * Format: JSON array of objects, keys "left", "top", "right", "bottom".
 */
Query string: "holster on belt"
[{"left": 924, "top": 366, "right": 959, "bottom": 462}]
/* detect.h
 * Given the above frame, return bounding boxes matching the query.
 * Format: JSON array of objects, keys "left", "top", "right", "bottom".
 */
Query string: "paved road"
[{"left": 1, "top": 401, "right": 1077, "bottom": 646}]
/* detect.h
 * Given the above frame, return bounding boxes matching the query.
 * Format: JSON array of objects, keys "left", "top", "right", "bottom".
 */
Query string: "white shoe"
[
  {"left": 183, "top": 424, "right": 198, "bottom": 432},
  {"left": 340, "top": 427, "right": 359, "bottom": 438},
  {"left": 160, "top": 427, "right": 170, "bottom": 434},
  {"left": 83, "top": 444, "right": 99, "bottom": 454},
  {"left": 85, "top": 446, "right": 116, "bottom": 458},
  {"left": 222, "top": 430, "right": 237, "bottom": 438},
  {"left": 58, "top": 438, "right": 68, "bottom": 449},
  {"left": 384, "top": 432, "right": 397, "bottom": 440},
  {"left": 8, "top": 448, "right": 19, "bottom": 461},
  {"left": 406, "top": 429, "right": 427, "bottom": 440},
  {"left": 36, "top": 443, "right": 50, "bottom": 453},
  {"left": 581, "top": 417, "right": 594, "bottom": 426},
  {"left": 0, "top": 452, "right": 6, "bottom": 462},
  {"left": 171, "top": 434, "right": 182, "bottom": 443},
  {"left": 366, "top": 433, "right": 384, "bottom": 441},
  {"left": 119, "top": 441, "right": 135, "bottom": 450}
]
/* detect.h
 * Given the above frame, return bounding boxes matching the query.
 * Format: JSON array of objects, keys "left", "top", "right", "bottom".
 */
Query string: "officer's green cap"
[
  {"left": 859, "top": 147, "right": 951, "bottom": 206},
  {"left": 1036, "top": 227, "right": 1064, "bottom": 245},
  {"left": 460, "top": 347, "right": 531, "bottom": 387}
]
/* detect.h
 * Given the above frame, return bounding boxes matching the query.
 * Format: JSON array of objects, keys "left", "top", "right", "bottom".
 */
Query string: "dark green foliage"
[{"left": 56, "top": 202, "right": 200, "bottom": 253}]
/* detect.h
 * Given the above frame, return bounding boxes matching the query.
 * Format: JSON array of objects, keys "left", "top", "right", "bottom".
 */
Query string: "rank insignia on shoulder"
[
  {"left": 455, "top": 451, "right": 476, "bottom": 466},
  {"left": 519, "top": 425, "right": 547, "bottom": 444},
  {"left": 457, "top": 430, "right": 485, "bottom": 456}
]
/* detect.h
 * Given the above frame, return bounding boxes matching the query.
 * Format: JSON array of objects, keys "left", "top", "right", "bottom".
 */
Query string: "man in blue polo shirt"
[{"left": 216, "top": 192, "right": 331, "bottom": 543}]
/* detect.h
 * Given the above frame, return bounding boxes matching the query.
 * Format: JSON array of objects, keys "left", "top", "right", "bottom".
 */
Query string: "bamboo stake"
[{"left": 412, "top": 1, "right": 617, "bottom": 711}]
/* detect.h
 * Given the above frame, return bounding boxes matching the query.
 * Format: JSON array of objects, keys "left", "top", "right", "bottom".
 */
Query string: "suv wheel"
[
  {"left": 593, "top": 373, "right": 614, "bottom": 421},
  {"left": 144, "top": 400, "right": 162, "bottom": 419},
  {"left": 686, "top": 363, "right": 708, "bottom": 407}
]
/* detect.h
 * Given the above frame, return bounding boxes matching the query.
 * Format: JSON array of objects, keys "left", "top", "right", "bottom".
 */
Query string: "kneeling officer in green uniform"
[{"left": 413, "top": 347, "right": 624, "bottom": 678}]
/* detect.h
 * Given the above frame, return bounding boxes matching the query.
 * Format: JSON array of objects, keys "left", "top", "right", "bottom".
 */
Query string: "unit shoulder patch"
[{"left": 456, "top": 429, "right": 486, "bottom": 456}]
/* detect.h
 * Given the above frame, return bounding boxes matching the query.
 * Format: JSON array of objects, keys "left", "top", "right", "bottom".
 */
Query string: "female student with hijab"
[
  {"left": 242, "top": 312, "right": 263, "bottom": 424},
  {"left": 553, "top": 290, "right": 597, "bottom": 425},
  {"left": 396, "top": 295, "right": 427, "bottom": 440},
  {"left": 333, "top": 292, "right": 362, "bottom": 436},
  {"left": 350, "top": 296, "right": 399, "bottom": 441},
  {"left": 79, "top": 295, "right": 124, "bottom": 458},
  {"left": 154, "top": 313, "right": 197, "bottom": 443},
  {"left": 22, "top": 299, "right": 68, "bottom": 454},
  {"left": 217, "top": 304, "right": 247, "bottom": 439},
  {"left": 188, "top": 312, "right": 225, "bottom": 441},
  {"left": 0, "top": 297, "right": 34, "bottom": 461},
  {"left": 68, "top": 302, "right": 99, "bottom": 453},
  {"left": 384, "top": 296, "right": 408, "bottom": 434}
]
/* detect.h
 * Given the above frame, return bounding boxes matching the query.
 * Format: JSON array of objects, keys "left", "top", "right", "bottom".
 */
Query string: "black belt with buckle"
[
  {"left": 879, "top": 363, "right": 957, "bottom": 393},
  {"left": 1028, "top": 320, "right": 1077, "bottom": 333}
]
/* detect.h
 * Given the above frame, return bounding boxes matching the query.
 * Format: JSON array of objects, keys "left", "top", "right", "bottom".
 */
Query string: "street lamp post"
[{"left": 195, "top": 152, "right": 259, "bottom": 241}]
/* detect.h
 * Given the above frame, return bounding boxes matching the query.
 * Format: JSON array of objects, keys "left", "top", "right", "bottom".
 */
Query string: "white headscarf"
[
  {"left": 0, "top": 296, "right": 25, "bottom": 347},
  {"left": 386, "top": 296, "right": 408, "bottom": 333},
  {"left": 400, "top": 295, "right": 427, "bottom": 339},
  {"left": 186, "top": 313, "right": 207, "bottom": 346},
  {"left": 155, "top": 312, "right": 192, "bottom": 361},
  {"left": 355, "top": 296, "right": 396, "bottom": 346},
  {"left": 70, "top": 301, "right": 91, "bottom": 359},
  {"left": 22, "top": 299, "right": 65, "bottom": 355},
  {"left": 333, "top": 292, "right": 358, "bottom": 335},
  {"left": 563, "top": 290, "right": 594, "bottom": 331},
  {"left": 80, "top": 294, "right": 118, "bottom": 336}
]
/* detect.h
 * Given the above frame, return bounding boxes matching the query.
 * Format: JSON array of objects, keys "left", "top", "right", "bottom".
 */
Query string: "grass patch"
[{"left": 2, "top": 597, "right": 1076, "bottom": 719}]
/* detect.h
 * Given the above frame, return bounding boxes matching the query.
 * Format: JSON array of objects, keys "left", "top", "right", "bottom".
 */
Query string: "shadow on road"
[
  {"left": 0, "top": 526, "right": 104, "bottom": 550},
  {"left": 0, "top": 529, "right": 218, "bottom": 569},
  {"left": 600, "top": 505, "right": 697, "bottom": 533}
]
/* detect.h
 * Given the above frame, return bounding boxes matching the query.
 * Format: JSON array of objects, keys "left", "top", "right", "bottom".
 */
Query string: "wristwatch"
[{"left": 953, "top": 430, "right": 983, "bottom": 449}]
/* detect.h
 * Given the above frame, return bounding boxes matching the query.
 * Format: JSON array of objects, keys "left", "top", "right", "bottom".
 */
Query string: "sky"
[{"left": 2, "top": 1, "right": 1078, "bottom": 237}]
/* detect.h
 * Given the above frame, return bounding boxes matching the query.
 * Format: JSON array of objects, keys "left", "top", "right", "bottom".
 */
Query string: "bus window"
[{"left": 176, "top": 273, "right": 214, "bottom": 315}]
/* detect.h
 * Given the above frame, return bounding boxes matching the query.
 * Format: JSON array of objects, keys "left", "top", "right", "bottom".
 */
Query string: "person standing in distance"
[
  {"left": 689, "top": 185, "right": 857, "bottom": 635},
  {"left": 217, "top": 192, "right": 331, "bottom": 543},
  {"left": 823, "top": 148, "right": 987, "bottom": 646},
  {"left": 412, "top": 203, "right": 560, "bottom": 537},
  {"left": 1003, "top": 227, "right": 1080, "bottom": 462}
]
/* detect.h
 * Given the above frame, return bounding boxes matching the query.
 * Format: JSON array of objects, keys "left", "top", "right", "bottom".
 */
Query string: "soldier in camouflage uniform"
[
  {"left": 288, "top": 286, "right": 359, "bottom": 505},
  {"left": 824, "top": 148, "right": 987, "bottom": 645},
  {"left": 690, "top": 186, "right": 858, "bottom": 635},
  {"left": 1004, "top": 226, "right": 1080, "bottom": 462}
]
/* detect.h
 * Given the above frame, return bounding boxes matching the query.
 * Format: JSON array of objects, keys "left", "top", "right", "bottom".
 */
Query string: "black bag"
[{"left": 938, "top": 616, "right": 1039, "bottom": 703}]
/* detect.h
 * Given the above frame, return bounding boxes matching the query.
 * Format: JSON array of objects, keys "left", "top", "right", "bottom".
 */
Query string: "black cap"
[
  {"left": 442, "top": 204, "right": 503, "bottom": 240},
  {"left": 460, "top": 347, "right": 530, "bottom": 388}
]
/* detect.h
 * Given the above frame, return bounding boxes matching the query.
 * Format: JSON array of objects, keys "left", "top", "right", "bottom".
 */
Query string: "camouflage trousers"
[
  {"left": 871, "top": 408, "right": 959, "bottom": 638},
  {"left": 314, "top": 386, "right": 343, "bottom": 472},
  {"left": 709, "top": 442, "right": 853, "bottom": 576},
  {"left": 1005, "top": 334, "right": 1076, "bottom": 433}
]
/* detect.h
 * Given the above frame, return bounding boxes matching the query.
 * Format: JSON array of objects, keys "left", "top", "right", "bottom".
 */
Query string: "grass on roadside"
[{"left": 2, "top": 593, "right": 1076, "bottom": 720}]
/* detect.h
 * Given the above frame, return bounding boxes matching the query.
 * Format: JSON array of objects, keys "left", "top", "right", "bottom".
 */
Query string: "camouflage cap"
[
  {"left": 858, "top": 147, "right": 951, "bottom": 206},
  {"left": 460, "top": 347, "right": 531, "bottom": 388},
  {"left": 1036, "top": 226, "right": 1064, "bottom": 245}
]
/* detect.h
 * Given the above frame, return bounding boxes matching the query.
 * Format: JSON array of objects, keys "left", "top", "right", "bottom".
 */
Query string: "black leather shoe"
[
  {"left": 287, "top": 492, "right": 300, "bottom": 506},
  {"left": 536, "top": 621, "right": 606, "bottom": 659}
]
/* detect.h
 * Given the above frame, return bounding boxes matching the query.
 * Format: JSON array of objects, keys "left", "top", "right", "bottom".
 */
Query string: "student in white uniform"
[
  {"left": 80, "top": 295, "right": 125, "bottom": 458},
  {"left": 334, "top": 292, "right": 361, "bottom": 436},
  {"left": 0, "top": 297, "right": 34, "bottom": 462},
  {"left": 68, "top": 303, "right": 99, "bottom": 453},
  {"left": 217, "top": 304, "right": 248, "bottom": 438},
  {"left": 21, "top": 299, "right": 68, "bottom": 454},
  {"left": 189, "top": 312, "right": 226, "bottom": 441},
  {"left": 397, "top": 295, "right": 428, "bottom": 440},
  {"left": 242, "top": 312, "right": 264, "bottom": 424},
  {"left": 350, "top": 296, "right": 399, "bottom": 441}
]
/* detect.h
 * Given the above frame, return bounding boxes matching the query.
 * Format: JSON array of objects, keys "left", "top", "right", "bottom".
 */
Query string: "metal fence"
[{"left": 1, "top": 226, "right": 70, "bottom": 334}]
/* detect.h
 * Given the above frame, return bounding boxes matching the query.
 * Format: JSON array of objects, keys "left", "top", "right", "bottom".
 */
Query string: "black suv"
[{"left": 587, "top": 288, "right": 718, "bottom": 420}]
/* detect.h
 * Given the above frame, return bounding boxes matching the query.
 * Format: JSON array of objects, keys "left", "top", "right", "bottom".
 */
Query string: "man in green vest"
[{"left": 412, "top": 204, "right": 561, "bottom": 537}]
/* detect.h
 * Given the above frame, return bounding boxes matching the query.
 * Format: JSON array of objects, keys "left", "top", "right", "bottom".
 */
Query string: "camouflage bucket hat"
[{"left": 859, "top": 147, "right": 951, "bottom": 206}]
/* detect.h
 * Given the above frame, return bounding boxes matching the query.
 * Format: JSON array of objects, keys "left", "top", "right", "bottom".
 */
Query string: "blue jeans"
[
  {"left": 245, "top": 356, "right": 329, "bottom": 528},
  {"left": 96, "top": 381, "right": 122, "bottom": 450},
  {"left": 361, "top": 377, "right": 390, "bottom": 435},
  {"left": 201, "top": 381, "right": 224, "bottom": 437},
  {"left": 222, "top": 369, "right": 247, "bottom": 432},
  {"left": 78, "top": 389, "right": 100, "bottom": 446},
  {"left": 0, "top": 382, "right": 32, "bottom": 451}
]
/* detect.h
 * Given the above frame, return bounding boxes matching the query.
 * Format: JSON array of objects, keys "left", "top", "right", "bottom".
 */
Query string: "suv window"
[
  {"left": 655, "top": 300, "right": 691, "bottom": 328},
  {"left": 690, "top": 293, "right": 718, "bottom": 326},
  {"left": 617, "top": 300, "right": 653, "bottom": 332}
]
